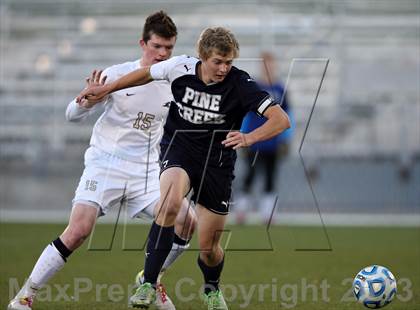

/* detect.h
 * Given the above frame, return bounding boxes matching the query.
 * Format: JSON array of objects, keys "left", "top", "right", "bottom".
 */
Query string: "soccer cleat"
[
  {"left": 155, "top": 283, "right": 176, "bottom": 310},
  {"left": 134, "top": 270, "right": 176, "bottom": 310},
  {"left": 129, "top": 282, "right": 156, "bottom": 308},
  {"left": 8, "top": 279, "right": 38, "bottom": 310},
  {"left": 7, "top": 296, "right": 34, "bottom": 310},
  {"left": 204, "top": 290, "right": 229, "bottom": 310}
]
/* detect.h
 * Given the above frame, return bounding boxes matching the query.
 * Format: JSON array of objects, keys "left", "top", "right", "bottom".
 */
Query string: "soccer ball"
[{"left": 353, "top": 265, "right": 397, "bottom": 308}]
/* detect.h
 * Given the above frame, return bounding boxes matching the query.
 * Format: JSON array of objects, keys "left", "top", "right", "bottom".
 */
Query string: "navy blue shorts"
[{"left": 160, "top": 143, "right": 234, "bottom": 215}]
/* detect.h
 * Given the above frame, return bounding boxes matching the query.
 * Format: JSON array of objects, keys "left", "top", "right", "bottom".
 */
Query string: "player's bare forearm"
[
  {"left": 222, "top": 105, "right": 290, "bottom": 150},
  {"left": 111, "top": 67, "right": 153, "bottom": 91},
  {"left": 247, "top": 105, "right": 290, "bottom": 144}
]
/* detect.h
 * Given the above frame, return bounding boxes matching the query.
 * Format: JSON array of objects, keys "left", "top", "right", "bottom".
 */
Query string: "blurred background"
[{"left": 0, "top": 0, "right": 419, "bottom": 226}]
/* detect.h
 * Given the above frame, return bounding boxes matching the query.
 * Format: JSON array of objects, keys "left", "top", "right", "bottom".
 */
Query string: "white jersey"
[{"left": 66, "top": 59, "right": 173, "bottom": 163}]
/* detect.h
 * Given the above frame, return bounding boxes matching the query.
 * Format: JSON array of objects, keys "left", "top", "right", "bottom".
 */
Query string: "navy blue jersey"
[{"left": 150, "top": 55, "right": 277, "bottom": 164}]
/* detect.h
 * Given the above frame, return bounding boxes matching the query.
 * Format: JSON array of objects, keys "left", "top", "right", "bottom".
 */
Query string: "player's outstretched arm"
[
  {"left": 222, "top": 105, "right": 290, "bottom": 150},
  {"left": 76, "top": 67, "right": 153, "bottom": 103}
]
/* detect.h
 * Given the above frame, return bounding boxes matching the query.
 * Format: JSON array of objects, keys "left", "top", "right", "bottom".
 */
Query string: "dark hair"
[{"left": 142, "top": 11, "right": 177, "bottom": 42}]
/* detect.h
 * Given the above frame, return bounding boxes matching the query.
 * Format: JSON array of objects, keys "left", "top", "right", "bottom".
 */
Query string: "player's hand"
[
  {"left": 222, "top": 131, "right": 254, "bottom": 150},
  {"left": 78, "top": 70, "right": 107, "bottom": 108},
  {"left": 86, "top": 69, "right": 107, "bottom": 89},
  {"left": 76, "top": 69, "right": 109, "bottom": 105}
]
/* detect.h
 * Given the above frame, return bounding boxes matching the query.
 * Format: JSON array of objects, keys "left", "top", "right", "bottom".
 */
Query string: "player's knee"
[{"left": 199, "top": 238, "right": 216, "bottom": 253}]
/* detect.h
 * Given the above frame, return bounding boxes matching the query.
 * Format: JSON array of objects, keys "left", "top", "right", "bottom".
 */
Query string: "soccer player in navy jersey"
[{"left": 78, "top": 27, "right": 290, "bottom": 310}]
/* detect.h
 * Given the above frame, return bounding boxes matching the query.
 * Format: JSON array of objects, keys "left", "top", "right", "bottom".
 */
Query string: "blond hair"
[{"left": 197, "top": 27, "right": 239, "bottom": 60}]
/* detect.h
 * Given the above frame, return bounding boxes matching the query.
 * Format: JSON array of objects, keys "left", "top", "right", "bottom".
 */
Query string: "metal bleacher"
[{"left": 0, "top": 0, "right": 419, "bottom": 168}]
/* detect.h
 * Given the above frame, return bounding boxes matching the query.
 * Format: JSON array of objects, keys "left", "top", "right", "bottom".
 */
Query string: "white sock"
[
  {"left": 161, "top": 242, "right": 190, "bottom": 273},
  {"left": 27, "top": 244, "right": 66, "bottom": 290}
]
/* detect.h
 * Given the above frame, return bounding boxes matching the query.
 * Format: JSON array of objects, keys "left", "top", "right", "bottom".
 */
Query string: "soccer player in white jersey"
[
  {"left": 77, "top": 27, "right": 290, "bottom": 310},
  {"left": 8, "top": 11, "right": 196, "bottom": 310}
]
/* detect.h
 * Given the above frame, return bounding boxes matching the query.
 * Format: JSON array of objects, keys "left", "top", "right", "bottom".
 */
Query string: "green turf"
[{"left": 1, "top": 223, "right": 419, "bottom": 309}]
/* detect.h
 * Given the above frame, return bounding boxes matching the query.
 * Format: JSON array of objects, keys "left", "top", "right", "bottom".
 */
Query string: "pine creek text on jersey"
[{"left": 176, "top": 86, "right": 226, "bottom": 124}]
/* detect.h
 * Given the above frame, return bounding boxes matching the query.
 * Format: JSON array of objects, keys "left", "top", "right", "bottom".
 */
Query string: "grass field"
[{"left": 1, "top": 223, "right": 419, "bottom": 309}]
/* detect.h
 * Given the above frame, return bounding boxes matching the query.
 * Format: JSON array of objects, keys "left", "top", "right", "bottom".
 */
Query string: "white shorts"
[{"left": 73, "top": 146, "right": 160, "bottom": 219}]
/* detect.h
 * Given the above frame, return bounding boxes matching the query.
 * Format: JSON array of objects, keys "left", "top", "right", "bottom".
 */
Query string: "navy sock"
[
  {"left": 174, "top": 233, "right": 190, "bottom": 246},
  {"left": 198, "top": 255, "right": 225, "bottom": 295},
  {"left": 52, "top": 238, "right": 73, "bottom": 262},
  {"left": 143, "top": 222, "right": 175, "bottom": 286}
]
